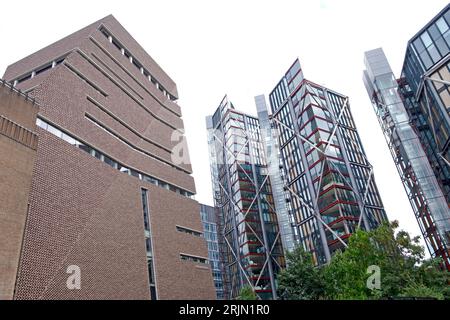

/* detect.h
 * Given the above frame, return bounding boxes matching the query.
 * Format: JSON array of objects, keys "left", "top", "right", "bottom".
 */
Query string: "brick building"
[
  {"left": 0, "top": 80, "right": 39, "bottom": 300},
  {"left": 0, "top": 15, "right": 215, "bottom": 300}
]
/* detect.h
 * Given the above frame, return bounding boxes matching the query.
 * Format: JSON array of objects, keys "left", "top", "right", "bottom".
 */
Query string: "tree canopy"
[
  {"left": 277, "top": 221, "right": 449, "bottom": 300},
  {"left": 237, "top": 285, "right": 258, "bottom": 300}
]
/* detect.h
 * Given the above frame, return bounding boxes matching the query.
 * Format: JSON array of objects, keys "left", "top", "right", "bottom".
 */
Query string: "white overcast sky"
[{"left": 1, "top": 0, "right": 448, "bottom": 249}]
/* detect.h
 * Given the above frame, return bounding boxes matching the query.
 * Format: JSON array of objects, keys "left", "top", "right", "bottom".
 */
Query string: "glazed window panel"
[
  {"left": 437, "top": 17, "right": 449, "bottom": 34},
  {"left": 444, "top": 29, "right": 450, "bottom": 48},
  {"left": 329, "top": 158, "right": 348, "bottom": 176},
  {"left": 427, "top": 43, "right": 441, "bottom": 63},
  {"left": 341, "top": 204, "right": 361, "bottom": 218},
  {"left": 325, "top": 145, "right": 343, "bottom": 159},
  {"left": 290, "top": 77, "right": 303, "bottom": 99},
  {"left": 309, "top": 161, "right": 323, "bottom": 182},
  {"left": 421, "top": 31, "right": 433, "bottom": 47},
  {"left": 419, "top": 50, "right": 433, "bottom": 70},
  {"left": 300, "top": 106, "right": 315, "bottom": 127},
  {"left": 428, "top": 24, "right": 442, "bottom": 41},
  {"left": 436, "top": 40, "right": 448, "bottom": 63},
  {"left": 312, "top": 105, "right": 330, "bottom": 120},
  {"left": 314, "top": 117, "right": 334, "bottom": 131},
  {"left": 306, "top": 149, "right": 321, "bottom": 167},
  {"left": 141, "top": 189, "right": 151, "bottom": 232},
  {"left": 440, "top": 90, "right": 450, "bottom": 110},
  {"left": 286, "top": 60, "right": 301, "bottom": 83},
  {"left": 337, "top": 187, "right": 357, "bottom": 203}
]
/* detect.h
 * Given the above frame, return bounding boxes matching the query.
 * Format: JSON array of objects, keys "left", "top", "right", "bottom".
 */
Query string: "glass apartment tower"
[
  {"left": 200, "top": 203, "right": 225, "bottom": 299},
  {"left": 363, "top": 4, "right": 450, "bottom": 270},
  {"left": 206, "top": 96, "right": 285, "bottom": 299},
  {"left": 401, "top": 4, "right": 450, "bottom": 203},
  {"left": 265, "top": 59, "right": 387, "bottom": 265},
  {"left": 363, "top": 48, "right": 450, "bottom": 270}
]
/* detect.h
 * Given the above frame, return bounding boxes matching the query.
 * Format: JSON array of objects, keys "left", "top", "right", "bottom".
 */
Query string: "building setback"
[
  {"left": 1, "top": 15, "right": 215, "bottom": 299},
  {"left": 265, "top": 59, "right": 388, "bottom": 265},
  {"left": 206, "top": 96, "right": 285, "bottom": 299},
  {"left": 0, "top": 80, "right": 39, "bottom": 300}
]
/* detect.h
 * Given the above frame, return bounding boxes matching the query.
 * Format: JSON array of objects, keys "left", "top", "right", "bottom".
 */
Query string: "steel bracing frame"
[
  {"left": 271, "top": 80, "right": 386, "bottom": 261},
  {"left": 413, "top": 75, "right": 450, "bottom": 269},
  {"left": 423, "top": 76, "right": 450, "bottom": 167},
  {"left": 209, "top": 82, "right": 387, "bottom": 298},
  {"left": 365, "top": 57, "right": 450, "bottom": 270},
  {"left": 208, "top": 97, "right": 284, "bottom": 300}
]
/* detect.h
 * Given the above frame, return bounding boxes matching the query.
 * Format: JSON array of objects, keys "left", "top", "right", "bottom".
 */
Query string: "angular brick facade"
[
  {"left": 0, "top": 81, "right": 39, "bottom": 300},
  {"left": 2, "top": 15, "right": 215, "bottom": 300}
]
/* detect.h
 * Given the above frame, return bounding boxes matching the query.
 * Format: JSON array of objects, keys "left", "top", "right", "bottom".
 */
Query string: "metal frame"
[
  {"left": 208, "top": 97, "right": 284, "bottom": 300},
  {"left": 271, "top": 83, "right": 382, "bottom": 252},
  {"left": 363, "top": 48, "right": 450, "bottom": 270}
]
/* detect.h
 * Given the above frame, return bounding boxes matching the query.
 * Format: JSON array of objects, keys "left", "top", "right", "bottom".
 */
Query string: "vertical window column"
[{"left": 142, "top": 188, "right": 157, "bottom": 300}]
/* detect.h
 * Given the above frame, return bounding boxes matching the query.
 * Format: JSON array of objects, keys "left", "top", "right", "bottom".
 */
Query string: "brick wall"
[
  {"left": 3, "top": 15, "right": 215, "bottom": 300},
  {"left": 0, "top": 83, "right": 38, "bottom": 300}
]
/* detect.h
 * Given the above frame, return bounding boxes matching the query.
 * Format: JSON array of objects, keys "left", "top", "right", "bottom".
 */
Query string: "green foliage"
[
  {"left": 400, "top": 283, "right": 444, "bottom": 300},
  {"left": 277, "top": 246, "right": 325, "bottom": 300},
  {"left": 277, "top": 221, "right": 449, "bottom": 300},
  {"left": 237, "top": 285, "right": 258, "bottom": 300}
]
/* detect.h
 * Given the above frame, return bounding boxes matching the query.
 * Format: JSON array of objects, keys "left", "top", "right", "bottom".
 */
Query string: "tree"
[
  {"left": 277, "top": 221, "right": 449, "bottom": 300},
  {"left": 400, "top": 283, "right": 444, "bottom": 300},
  {"left": 277, "top": 246, "right": 325, "bottom": 300},
  {"left": 324, "top": 221, "right": 449, "bottom": 299},
  {"left": 237, "top": 285, "right": 258, "bottom": 300}
]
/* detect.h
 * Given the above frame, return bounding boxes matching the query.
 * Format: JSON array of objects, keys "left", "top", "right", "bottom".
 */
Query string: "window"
[
  {"left": 413, "top": 37, "right": 426, "bottom": 54},
  {"left": 148, "top": 259, "right": 156, "bottom": 286},
  {"left": 99, "top": 26, "right": 177, "bottom": 102},
  {"left": 130, "top": 169, "right": 140, "bottom": 178},
  {"left": 428, "top": 43, "right": 441, "bottom": 63},
  {"left": 13, "top": 57, "right": 66, "bottom": 86},
  {"left": 150, "top": 285, "right": 156, "bottom": 301},
  {"left": 286, "top": 60, "right": 301, "bottom": 83},
  {"left": 112, "top": 38, "right": 121, "bottom": 51},
  {"left": 119, "top": 165, "right": 130, "bottom": 174},
  {"left": 420, "top": 50, "right": 433, "bottom": 69},
  {"left": 145, "top": 237, "right": 152, "bottom": 253},
  {"left": 437, "top": 17, "right": 449, "bottom": 34},
  {"left": 47, "top": 123, "right": 62, "bottom": 137},
  {"left": 143, "top": 175, "right": 158, "bottom": 185},
  {"left": 142, "top": 189, "right": 150, "bottom": 232},
  {"left": 142, "top": 188, "right": 157, "bottom": 300},
  {"left": 159, "top": 182, "right": 169, "bottom": 189},
  {"left": 36, "top": 118, "right": 48, "bottom": 130},
  {"left": 180, "top": 254, "right": 209, "bottom": 264},
  {"left": 103, "top": 155, "right": 117, "bottom": 168},
  {"left": 132, "top": 59, "right": 141, "bottom": 70},
  {"left": 35, "top": 63, "right": 53, "bottom": 76},
  {"left": 17, "top": 74, "right": 32, "bottom": 84},
  {"left": 92, "top": 149, "right": 102, "bottom": 160},
  {"left": 176, "top": 226, "right": 203, "bottom": 237},
  {"left": 61, "top": 133, "right": 76, "bottom": 145},
  {"left": 421, "top": 32, "right": 432, "bottom": 47},
  {"left": 436, "top": 37, "right": 449, "bottom": 57}
]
